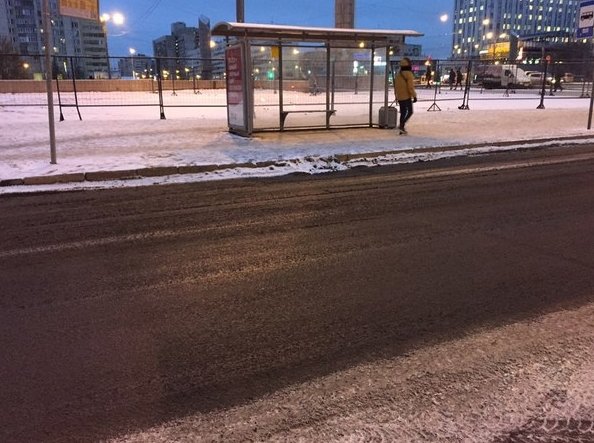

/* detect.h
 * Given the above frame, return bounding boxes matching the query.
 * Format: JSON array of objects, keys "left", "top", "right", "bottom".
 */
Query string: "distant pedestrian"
[
  {"left": 425, "top": 65, "right": 433, "bottom": 88},
  {"left": 449, "top": 68, "right": 456, "bottom": 90},
  {"left": 309, "top": 74, "right": 319, "bottom": 96},
  {"left": 455, "top": 68, "right": 463, "bottom": 90},
  {"left": 435, "top": 68, "right": 442, "bottom": 92},
  {"left": 395, "top": 57, "right": 417, "bottom": 135},
  {"left": 553, "top": 72, "right": 563, "bottom": 92}
]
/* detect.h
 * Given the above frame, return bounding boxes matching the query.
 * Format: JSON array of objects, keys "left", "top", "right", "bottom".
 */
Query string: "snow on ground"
[{"left": 1, "top": 87, "right": 594, "bottom": 194}]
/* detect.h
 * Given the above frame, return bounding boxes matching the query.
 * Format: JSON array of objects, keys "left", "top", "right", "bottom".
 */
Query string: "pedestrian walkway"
[{"left": 1, "top": 95, "right": 594, "bottom": 192}]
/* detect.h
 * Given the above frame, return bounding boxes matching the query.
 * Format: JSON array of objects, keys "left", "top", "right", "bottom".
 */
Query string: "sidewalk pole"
[
  {"left": 588, "top": 52, "right": 594, "bottom": 129},
  {"left": 156, "top": 58, "right": 166, "bottom": 120},
  {"left": 458, "top": 59, "right": 471, "bottom": 110},
  {"left": 55, "top": 73, "right": 64, "bottom": 121},
  {"left": 71, "top": 56, "right": 82, "bottom": 120},
  {"left": 537, "top": 56, "right": 548, "bottom": 109},
  {"left": 42, "top": 0, "right": 57, "bottom": 164}
]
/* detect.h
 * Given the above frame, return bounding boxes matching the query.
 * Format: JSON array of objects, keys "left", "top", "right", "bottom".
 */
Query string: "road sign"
[
  {"left": 59, "top": 0, "right": 99, "bottom": 20},
  {"left": 578, "top": 0, "right": 594, "bottom": 38}
]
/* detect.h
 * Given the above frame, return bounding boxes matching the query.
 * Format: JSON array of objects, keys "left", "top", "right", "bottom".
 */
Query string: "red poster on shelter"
[{"left": 225, "top": 45, "right": 246, "bottom": 129}]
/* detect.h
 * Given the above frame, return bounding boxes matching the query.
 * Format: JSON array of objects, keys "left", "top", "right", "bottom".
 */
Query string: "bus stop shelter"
[{"left": 212, "top": 22, "right": 423, "bottom": 136}]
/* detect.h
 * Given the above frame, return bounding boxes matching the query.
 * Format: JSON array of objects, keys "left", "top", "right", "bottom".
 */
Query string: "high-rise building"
[
  {"left": 197, "top": 15, "right": 212, "bottom": 79},
  {"left": 452, "top": 0, "right": 579, "bottom": 59},
  {"left": 153, "top": 22, "right": 199, "bottom": 73},
  {"left": 153, "top": 19, "right": 213, "bottom": 79},
  {"left": 0, "top": 0, "right": 108, "bottom": 77},
  {"left": 118, "top": 53, "right": 153, "bottom": 79},
  {"left": 0, "top": 0, "right": 10, "bottom": 39},
  {"left": 335, "top": 0, "right": 355, "bottom": 29}
]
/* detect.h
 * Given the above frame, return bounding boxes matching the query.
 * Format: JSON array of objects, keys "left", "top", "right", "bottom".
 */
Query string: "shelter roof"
[{"left": 212, "top": 22, "right": 423, "bottom": 44}]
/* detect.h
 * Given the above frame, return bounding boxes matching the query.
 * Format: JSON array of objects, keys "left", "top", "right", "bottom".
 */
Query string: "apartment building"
[
  {"left": 152, "top": 19, "right": 213, "bottom": 79},
  {"left": 452, "top": 0, "right": 579, "bottom": 59},
  {"left": 0, "top": 0, "right": 108, "bottom": 77}
]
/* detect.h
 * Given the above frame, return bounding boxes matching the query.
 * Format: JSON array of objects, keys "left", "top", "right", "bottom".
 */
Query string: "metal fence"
[
  {"left": 406, "top": 57, "right": 594, "bottom": 111},
  {"left": 0, "top": 54, "right": 227, "bottom": 120},
  {"left": 1, "top": 53, "right": 593, "bottom": 122}
]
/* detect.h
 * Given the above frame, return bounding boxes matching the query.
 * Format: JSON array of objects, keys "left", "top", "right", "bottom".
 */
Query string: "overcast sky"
[{"left": 100, "top": 0, "right": 454, "bottom": 58}]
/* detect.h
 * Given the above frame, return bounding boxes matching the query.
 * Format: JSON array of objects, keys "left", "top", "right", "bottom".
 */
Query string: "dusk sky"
[{"left": 100, "top": 0, "right": 454, "bottom": 58}]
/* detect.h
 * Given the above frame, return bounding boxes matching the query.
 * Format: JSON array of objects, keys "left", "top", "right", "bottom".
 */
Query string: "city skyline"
[{"left": 100, "top": 0, "right": 454, "bottom": 58}]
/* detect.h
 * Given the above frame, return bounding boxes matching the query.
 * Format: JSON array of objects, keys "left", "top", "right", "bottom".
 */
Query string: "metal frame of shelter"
[{"left": 212, "top": 22, "right": 422, "bottom": 136}]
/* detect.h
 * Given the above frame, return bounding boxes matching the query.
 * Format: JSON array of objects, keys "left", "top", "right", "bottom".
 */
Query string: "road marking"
[
  {"left": 0, "top": 223, "right": 244, "bottom": 259},
  {"left": 386, "top": 151, "right": 594, "bottom": 182}
]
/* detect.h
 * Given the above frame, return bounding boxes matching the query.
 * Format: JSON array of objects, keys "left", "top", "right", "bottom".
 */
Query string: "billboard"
[
  {"left": 59, "top": 0, "right": 99, "bottom": 20},
  {"left": 225, "top": 43, "right": 252, "bottom": 136}
]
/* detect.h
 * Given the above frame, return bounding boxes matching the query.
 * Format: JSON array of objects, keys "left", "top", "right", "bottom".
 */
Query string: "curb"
[{"left": 2, "top": 135, "right": 594, "bottom": 188}]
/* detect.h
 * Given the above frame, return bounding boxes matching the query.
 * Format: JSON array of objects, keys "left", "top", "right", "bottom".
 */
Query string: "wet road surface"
[{"left": 1, "top": 145, "right": 594, "bottom": 442}]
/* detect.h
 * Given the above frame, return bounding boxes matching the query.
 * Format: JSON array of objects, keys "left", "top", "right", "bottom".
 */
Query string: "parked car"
[
  {"left": 525, "top": 71, "right": 553, "bottom": 87},
  {"left": 526, "top": 72, "right": 545, "bottom": 86}
]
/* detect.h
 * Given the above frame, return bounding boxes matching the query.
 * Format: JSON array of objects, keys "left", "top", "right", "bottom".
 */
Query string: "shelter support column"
[
  {"left": 326, "top": 42, "right": 332, "bottom": 129},
  {"left": 369, "top": 44, "right": 375, "bottom": 127},
  {"left": 384, "top": 46, "right": 390, "bottom": 112},
  {"left": 278, "top": 41, "right": 285, "bottom": 130}
]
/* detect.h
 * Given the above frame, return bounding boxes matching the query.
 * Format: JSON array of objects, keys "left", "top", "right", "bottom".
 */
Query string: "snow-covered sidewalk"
[{"left": 2, "top": 88, "right": 594, "bottom": 193}]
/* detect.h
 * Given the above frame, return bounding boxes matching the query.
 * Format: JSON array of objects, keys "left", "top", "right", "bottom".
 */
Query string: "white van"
[{"left": 477, "top": 64, "right": 532, "bottom": 89}]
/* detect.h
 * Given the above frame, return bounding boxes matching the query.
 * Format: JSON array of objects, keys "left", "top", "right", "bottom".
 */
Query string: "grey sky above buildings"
[{"left": 100, "top": 0, "right": 454, "bottom": 57}]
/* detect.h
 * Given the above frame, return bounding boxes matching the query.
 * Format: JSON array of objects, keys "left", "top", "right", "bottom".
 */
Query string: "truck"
[{"left": 475, "top": 64, "right": 532, "bottom": 89}]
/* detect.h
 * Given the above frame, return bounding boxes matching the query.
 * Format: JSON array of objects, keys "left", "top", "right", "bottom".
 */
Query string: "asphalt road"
[{"left": 1, "top": 144, "right": 594, "bottom": 442}]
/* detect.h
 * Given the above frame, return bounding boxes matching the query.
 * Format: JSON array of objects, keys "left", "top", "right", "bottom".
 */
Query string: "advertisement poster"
[
  {"left": 59, "top": 0, "right": 99, "bottom": 20},
  {"left": 225, "top": 44, "right": 247, "bottom": 132}
]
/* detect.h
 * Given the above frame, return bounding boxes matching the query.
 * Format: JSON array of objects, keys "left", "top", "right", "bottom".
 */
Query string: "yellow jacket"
[{"left": 395, "top": 69, "right": 417, "bottom": 101}]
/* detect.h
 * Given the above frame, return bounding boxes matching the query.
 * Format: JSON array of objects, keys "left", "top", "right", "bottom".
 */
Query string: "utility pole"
[
  {"left": 236, "top": 0, "right": 244, "bottom": 23},
  {"left": 335, "top": 0, "right": 355, "bottom": 28}
]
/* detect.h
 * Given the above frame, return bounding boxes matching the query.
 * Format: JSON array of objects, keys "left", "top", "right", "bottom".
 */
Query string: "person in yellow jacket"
[{"left": 395, "top": 57, "right": 417, "bottom": 135}]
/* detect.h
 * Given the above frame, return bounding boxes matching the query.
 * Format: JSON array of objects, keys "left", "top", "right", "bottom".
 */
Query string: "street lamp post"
[
  {"left": 100, "top": 12, "right": 124, "bottom": 79},
  {"left": 41, "top": 0, "right": 57, "bottom": 164},
  {"left": 129, "top": 47, "right": 136, "bottom": 79}
]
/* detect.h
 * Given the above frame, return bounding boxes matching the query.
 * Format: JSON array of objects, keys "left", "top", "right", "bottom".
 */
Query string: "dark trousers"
[{"left": 398, "top": 99, "right": 414, "bottom": 130}]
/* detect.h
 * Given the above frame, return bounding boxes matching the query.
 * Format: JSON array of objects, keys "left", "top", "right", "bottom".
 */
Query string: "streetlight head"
[
  {"left": 482, "top": 18, "right": 490, "bottom": 25},
  {"left": 129, "top": 47, "right": 136, "bottom": 55},
  {"left": 112, "top": 12, "right": 125, "bottom": 25},
  {"left": 440, "top": 14, "right": 448, "bottom": 23}
]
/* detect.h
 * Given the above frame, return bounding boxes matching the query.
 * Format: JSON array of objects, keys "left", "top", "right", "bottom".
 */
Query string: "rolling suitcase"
[{"left": 379, "top": 106, "right": 397, "bottom": 129}]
